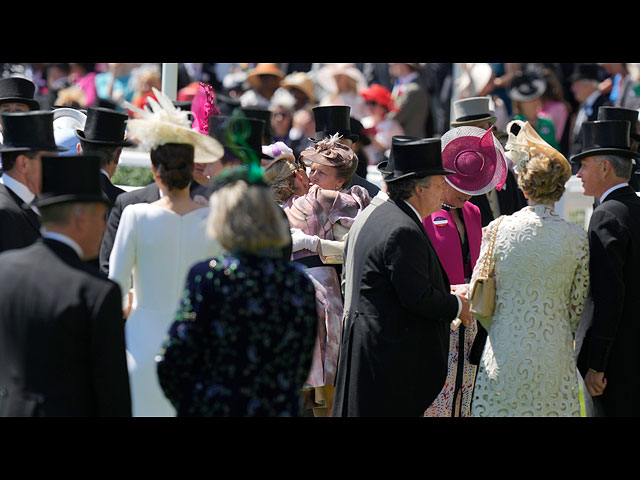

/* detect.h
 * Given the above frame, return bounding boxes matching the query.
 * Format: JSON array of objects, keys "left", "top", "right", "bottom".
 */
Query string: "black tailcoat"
[
  {"left": 0, "top": 182, "right": 41, "bottom": 254},
  {"left": 577, "top": 185, "right": 640, "bottom": 416},
  {"left": 100, "top": 173, "right": 126, "bottom": 204},
  {"left": 0, "top": 238, "right": 131, "bottom": 416},
  {"left": 332, "top": 197, "right": 457, "bottom": 417}
]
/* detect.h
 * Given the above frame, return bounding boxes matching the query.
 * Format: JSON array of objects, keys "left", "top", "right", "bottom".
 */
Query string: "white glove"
[{"left": 290, "top": 228, "right": 320, "bottom": 253}]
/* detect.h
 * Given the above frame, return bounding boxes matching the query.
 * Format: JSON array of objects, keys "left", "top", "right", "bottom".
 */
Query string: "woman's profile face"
[
  {"left": 441, "top": 181, "right": 472, "bottom": 208},
  {"left": 309, "top": 162, "right": 343, "bottom": 191}
]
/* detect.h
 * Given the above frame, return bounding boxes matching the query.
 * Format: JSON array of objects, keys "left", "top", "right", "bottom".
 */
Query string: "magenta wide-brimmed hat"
[{"left": 441, "top": 125, "right": 508, "bottom": 196}]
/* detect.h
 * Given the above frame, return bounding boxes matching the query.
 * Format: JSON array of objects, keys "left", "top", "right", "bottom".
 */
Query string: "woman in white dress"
[
  {"left": 470, "top": 121, "right": 590, "bottom": 417},
  {"left": 109, "top": 89, "right": 224, "bottom": 416}
]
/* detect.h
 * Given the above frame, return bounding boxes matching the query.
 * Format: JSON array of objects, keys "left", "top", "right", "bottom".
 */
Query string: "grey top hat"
[{"left": 450, "top": 97, "right": 497, "bottom": 127}]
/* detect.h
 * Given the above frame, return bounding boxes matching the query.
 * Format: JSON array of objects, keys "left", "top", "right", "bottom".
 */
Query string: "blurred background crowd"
[{"left": 3, "top": 62, "right": 638, "bottom": 168}]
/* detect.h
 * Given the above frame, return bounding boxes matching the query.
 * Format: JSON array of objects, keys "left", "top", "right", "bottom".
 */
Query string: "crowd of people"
[{"left": 0, "top": 62, "right": 639, "bottom": 418}]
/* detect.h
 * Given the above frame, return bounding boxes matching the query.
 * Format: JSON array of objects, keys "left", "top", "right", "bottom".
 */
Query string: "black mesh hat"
[
  {"left": 34, "top": 154, "right": 112, "bottom": 208},
  {"left": 0, "top": 110, "right": 68, "bottom": 153}
]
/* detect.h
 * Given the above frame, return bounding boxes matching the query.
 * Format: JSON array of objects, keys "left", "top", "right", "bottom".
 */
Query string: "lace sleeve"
[
  {"left": 569, "top": 230, "right": 590, "bottom": 333},
  {"left": 569, "top": 234, "right": 589, "bottom": 332}
]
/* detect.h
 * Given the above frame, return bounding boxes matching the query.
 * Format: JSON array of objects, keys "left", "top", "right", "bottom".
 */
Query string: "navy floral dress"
[{"left": 156, "top": 250, "right": 318, "bottom": 417}]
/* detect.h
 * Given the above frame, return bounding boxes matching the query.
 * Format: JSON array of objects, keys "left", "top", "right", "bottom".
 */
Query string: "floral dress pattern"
[
  {"left": 470, "top": 205, "right": 589, "bottom": 416},
  {"left": 156, "top": 250, "right": 318, "bottom": 417}
]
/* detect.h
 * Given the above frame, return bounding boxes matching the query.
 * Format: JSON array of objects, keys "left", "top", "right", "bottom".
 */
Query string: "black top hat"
[
  {"left": 208, "top": 113, "right": 272, "bottom": 160},
  {"left": 34, "top": 154, "right": 112, "bottom": 208},
  {"left": 0, "top": 76, "right": 40, "bottom": 110},
  {"left": 508, "top": 72, "right": 547, "bottom": 102},
  {"left": 597, "top": 106, "right": 640, "bottom": 142},
  {"left": 384, "top": 136, "right": 455, "bottom": 183},
  {"left": 570, "top": 120, "right": 640, "bottom": 163},
  {"left": 568, "top": 63, "right": 603, "bottom": 83},
  {"left": 376, "top": 135, "right": 418, "bottom": 177},
  {"left": 310, "top": 105, "right": 359, "bottom": 143},
  {"left": 75, "top": 106, "right": 134, "bottom": 147},
  {"left": 0, "top": 110, "right": 68, "bottom": 153},
  {"left": 240, "top": 107, "right": 274, "bottom": 140}
]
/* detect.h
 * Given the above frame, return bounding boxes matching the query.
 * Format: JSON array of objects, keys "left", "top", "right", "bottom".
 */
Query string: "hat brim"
[
  {"left": 75, "top": 129, "right": 135, "bottom": 147},
  {"left": 34, "top": 192, "right": 113, "bottom": 209},
  {"left": 384, "top": 167, "right": 456, "bottom": 183},
  {"left": 450, "top": 115, "right": 497, "bottom": 127},
  {"left": 309, "top": 133, "right": 359, "bottom": 143},
  {"left": 0, "top": 97, "right": 40, "bottom": 110},
  {"left": 570, "top": 147, "right": 640, "bottom": 163},
  {"left": 0, "top": 144, "right": 69, "bottom": 153}
]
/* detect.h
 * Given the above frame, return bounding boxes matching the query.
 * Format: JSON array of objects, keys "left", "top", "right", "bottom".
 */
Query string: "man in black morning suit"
[
  {"left": 75, "top": 106, "right": 135, "bottom": 204},
  {"left": 572, "top": 119, "right": 640, "bottom": 417},
  {"left": 332, "top": 136, "right": 473, "bottom": 417},
  {"left": 0, "top": 154, "right": 130, "bottom": 416},
  {"left": 0, "top": 110, "right": 68, "bottom": 254}
]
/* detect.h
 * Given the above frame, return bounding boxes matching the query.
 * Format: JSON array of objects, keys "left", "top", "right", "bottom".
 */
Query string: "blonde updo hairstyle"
[
  {"left": 506, "top": 120, "right": 571, "bottom": 204},
  {"left": 262, "top": 152, "right": 298, "bottom": 203},
  {"left": 207, "top": 179, "right": 291, "bottom": 253},
  {"left": 517, "top": 151, "right": 571, "bottom": 204}
]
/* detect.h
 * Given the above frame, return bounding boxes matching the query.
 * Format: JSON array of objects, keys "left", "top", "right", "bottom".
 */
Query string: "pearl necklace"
[{"left": 442, "top": 203, "right": 459, "bottom": 210}]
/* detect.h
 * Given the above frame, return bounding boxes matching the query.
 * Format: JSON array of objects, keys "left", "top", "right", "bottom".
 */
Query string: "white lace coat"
[{"left": 470, "top": 205, "right": 589, "bottom": 417}]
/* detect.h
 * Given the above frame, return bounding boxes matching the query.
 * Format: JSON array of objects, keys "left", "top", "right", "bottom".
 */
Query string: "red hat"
[{"left": 359, "top": 84, "right": 398, "bottom": 112}]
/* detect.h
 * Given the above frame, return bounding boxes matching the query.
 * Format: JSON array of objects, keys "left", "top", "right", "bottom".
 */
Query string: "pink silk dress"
[{"left": 283, "top": 184, "right": 370, "bottom": 387}]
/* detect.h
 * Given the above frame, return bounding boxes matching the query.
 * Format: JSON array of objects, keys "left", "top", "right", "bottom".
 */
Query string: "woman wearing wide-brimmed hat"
[
  {"left": 317, "top": 63, "right": 369, "bottom": 120},
  {"left": 508, "top": 71, "right": 559, "bottom": 150},
  {"left": 359, "top": 83, "right": 405, "bottom": 166},
  {"left": 422, "top": 125, "right": 508, "bottom": 417},
  {"left": 107, "top": 88, "right": 224, "bottom": 417},
  {"left": 239, "top": 63, "right": 285, "bottom": 110},
  {"left": 469, "top": 120, "right": 590, "bottom": 417}
]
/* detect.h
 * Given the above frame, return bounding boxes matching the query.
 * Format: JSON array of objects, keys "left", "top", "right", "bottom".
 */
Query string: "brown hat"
[{"left": 246, "top": 63, "right": 285, "bottom": 89}]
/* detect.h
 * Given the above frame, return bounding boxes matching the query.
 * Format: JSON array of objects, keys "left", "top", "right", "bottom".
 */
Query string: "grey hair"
[
  {"left": 40, "top": 202, "right": 101, "bottom": 225},
  {"left": 593, "top": 154, "right": 633, "bottom": 180},
  {"left": 386, "top": 175, "right": 432, "bottom": 201}
]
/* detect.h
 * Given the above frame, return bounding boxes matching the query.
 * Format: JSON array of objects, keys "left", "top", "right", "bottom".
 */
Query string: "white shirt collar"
[
  {"left": 375, "top": 190, "right": 389, "bottom": 201},
  {"left": 40, "top": 230, "right": 84, "bottom": 258},
  {"left": 600, "top": 182, "right": 628, "bottom": 203},
  {"left": 0, "top": 172, "right": 36, "bottom": 206},
  {"left": 403, "top": 199, "right": 423, "bottom": 222},
  {"left": 100, "top": 169, "right": 110, "bottom": 178}
]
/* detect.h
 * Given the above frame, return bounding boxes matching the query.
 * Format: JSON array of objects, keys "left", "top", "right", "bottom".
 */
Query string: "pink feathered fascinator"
[{"left": 191, "top": 82, "right": 221, "bottom": 134}]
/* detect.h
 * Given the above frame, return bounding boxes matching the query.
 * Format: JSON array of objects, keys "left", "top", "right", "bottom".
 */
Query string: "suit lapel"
[
  {"left": 390, "top": 198, "right": 452, "bottom": 288},
  {"left": 1, "top": 183, "right": 41, "bottom": 234}
]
